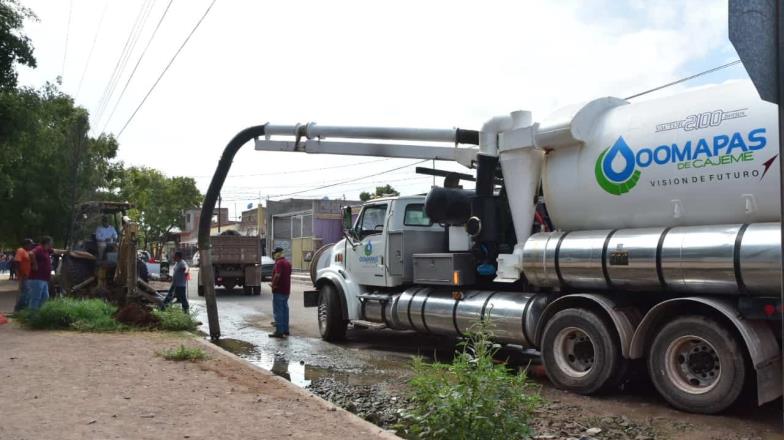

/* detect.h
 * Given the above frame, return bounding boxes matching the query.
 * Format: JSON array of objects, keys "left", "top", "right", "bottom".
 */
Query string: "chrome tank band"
[
  {"left": 376, "top": 287, "right": 544, "bottom": 346},
  {"left": 522, "top": 222, "right": 781, "bottom": 296}
]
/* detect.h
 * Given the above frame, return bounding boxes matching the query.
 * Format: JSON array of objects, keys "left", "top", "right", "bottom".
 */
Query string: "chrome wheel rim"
[
  {"left": 664, "top": 335, "right": 721, "bottom": 394},
  {"left": 553, "top": 326, "right": 595, "bottom": 378}
]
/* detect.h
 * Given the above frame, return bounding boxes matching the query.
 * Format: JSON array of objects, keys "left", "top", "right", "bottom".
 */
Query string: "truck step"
[
  {"left": 351, "top": 320, "right": 387, "bottom": 330},
  {"left": 357, "top": 293, "right": 393, "bottom": 303}
]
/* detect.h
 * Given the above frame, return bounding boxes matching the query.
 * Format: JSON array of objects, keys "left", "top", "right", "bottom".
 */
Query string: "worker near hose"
[
  {"left": 162, "top": 251, "right": 189, "bottom": 313},
  {"left": 95, "top": 216, "right": 117, "bottom": 260},
  {"left": 268, "top": 247, "right": 292, "bottom": 338}
]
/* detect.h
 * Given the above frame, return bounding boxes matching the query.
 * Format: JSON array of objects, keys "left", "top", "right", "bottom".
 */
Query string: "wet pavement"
[{"left": 179, "top": 271, "right": 784, "bottom": 439}]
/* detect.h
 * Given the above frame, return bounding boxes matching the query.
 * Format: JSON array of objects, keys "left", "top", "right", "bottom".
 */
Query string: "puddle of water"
[{"left": 193, "top": 302, "right": 416, "bottom": 391}]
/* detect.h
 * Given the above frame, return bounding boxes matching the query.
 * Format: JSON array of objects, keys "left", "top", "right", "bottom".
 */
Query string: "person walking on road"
[
  {"left": 13, "top": 239, "right": 36, "bottom": 312},
  {"left": 8, "top": 252, "right": 16, "bottom": 280},
  {"left": 163, "top": 251, "right": 189, "bottom": 313},
  {"left": 269, "top": 247, "right": 292, "bottom": 338},
  {"left": 27, "top": 236, "right": 53, "bottom": 310}
]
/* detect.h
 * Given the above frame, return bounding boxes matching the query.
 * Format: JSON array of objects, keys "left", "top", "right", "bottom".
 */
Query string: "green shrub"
[
  {"left": 17, "top": 298, "right": 122, "bottom": 332},
  {"left": 158, "top": 344, "right": 207, "bottom": 361},
  {"left": 399, "top": 321, "right": 541, "bottom": 440},
  {"left": 153, "top": 307, "right": 199, "bottom": 331}
]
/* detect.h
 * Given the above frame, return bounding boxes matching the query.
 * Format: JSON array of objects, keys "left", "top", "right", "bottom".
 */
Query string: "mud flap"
[
  {"left": 304, "top": 290, "right": 319, "bottom": 308},
  {"left": 756, "top": 355, "right": 782, "bottom": 405}
]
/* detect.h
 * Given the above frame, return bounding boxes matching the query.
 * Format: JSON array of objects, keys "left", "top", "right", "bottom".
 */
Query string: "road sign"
[{"left": 729, "top": 0, "right": 778, "bottom": 103}]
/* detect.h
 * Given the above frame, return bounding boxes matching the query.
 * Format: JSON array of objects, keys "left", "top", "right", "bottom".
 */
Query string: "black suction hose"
[{"left": 199, "top": 124, "right": 267, "bottom": 340}]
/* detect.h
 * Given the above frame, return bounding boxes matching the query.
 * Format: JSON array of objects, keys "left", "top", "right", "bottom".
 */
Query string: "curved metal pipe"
[{"left": 198, "top": 124, "right": 267, "bottom": 340}]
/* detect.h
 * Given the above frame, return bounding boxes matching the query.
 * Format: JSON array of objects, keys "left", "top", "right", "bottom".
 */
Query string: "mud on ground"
[{"left": 306, "top": 373, "right": 781, "bottom": 440}]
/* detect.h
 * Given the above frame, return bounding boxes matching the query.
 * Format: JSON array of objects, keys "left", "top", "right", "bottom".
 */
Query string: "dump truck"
[
  {"left": 197, "top": 231, "right": 262, "bottom": 296},
  {"left": 252, "top": 80, "right": 782, "bottom": 415}
]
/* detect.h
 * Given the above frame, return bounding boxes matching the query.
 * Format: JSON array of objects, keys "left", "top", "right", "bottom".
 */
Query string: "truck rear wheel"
[
  {"left": 541, "top": 308, "right": 623, "bottom": 395},
  {"left": 647, "top": 315, "right": 746, "bottom": 414},
  {"left": 318, "top": 284, "right": 347, "bottom": 341}
]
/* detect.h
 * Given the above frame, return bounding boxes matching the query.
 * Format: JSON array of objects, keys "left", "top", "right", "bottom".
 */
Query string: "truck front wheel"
[
  {"left": 318, "top": 284, "right": 347, "bottom": 341},
  {"left": 541, "top": 308, "right": 623, "bottom": 395},
  {"left": 647, "top": 315, "right": 746, "bottom": 414}
]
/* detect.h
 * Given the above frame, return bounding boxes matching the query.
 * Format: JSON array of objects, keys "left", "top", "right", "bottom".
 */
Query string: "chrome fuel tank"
[{"left": 384, "top": 287, "right": 545, "bottom": 346}]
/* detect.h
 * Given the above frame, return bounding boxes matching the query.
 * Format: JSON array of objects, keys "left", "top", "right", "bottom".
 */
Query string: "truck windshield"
[{"left": 358, "top": 204, "right": 388, "bottom": 236}]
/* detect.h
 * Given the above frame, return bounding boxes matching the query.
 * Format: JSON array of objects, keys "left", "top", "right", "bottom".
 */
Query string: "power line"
[
  {"left": 219, "top": 174, "right": 430, "bottom": 195},
  {"left": 266, "top": 159, "right": 429, "bottom": 199},
  {"left": 192, "top": 157, "right": 392, "bottom": 179},
  {"left": 216, "top": 161, "right": 428, "bottom": 201},
  {"left": 61, "top": 0, "right": 73, "bottom": 82},
  {"left": 117, "top": 0, "right": 218, "bottom": 138},
  {"left": 101, "top": 0, "right": 175, "bottom": 133},
  {"left": 624, "top": 59, "right": 742, "bottom": 100},
  {"left": 93, "top": 0, "right": 155, "bottom": 128},
  {"left": 76, "top": 0, "right": 109, "bottom": 99}
]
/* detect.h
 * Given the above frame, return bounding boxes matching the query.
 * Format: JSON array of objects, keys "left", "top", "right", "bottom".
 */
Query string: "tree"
[
  {"left": 0, "top": 0, "right": 37, "bottom": 90},
  {"left": 0, "top": 83, "right": 119, "bottom": 247},
  {"left": 115, "top": 167, "right": 202, "bottom": 252},
  {"left": 359, "top": 184, "right": 399, "bottom": 202}
]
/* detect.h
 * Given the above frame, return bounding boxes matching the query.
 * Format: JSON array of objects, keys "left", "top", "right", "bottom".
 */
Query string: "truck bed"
[{"left": 211, "top": 236, "right": 261, "bottom": 264}]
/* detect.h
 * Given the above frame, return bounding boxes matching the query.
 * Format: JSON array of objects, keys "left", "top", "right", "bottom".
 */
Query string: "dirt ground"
[{"left": 0, "top": 323, "right": 398, "bottom": 440}]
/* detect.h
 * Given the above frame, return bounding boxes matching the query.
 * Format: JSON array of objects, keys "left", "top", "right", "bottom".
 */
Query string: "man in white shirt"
[{"left": 95, "top": 216, "right": 118, "bottom": 260}]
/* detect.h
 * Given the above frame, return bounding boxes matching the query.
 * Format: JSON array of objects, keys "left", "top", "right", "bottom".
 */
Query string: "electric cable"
[
  {"left": 192, "top": 157, "right": 392, "bottom": 179},
  {"left": 75, "top": 0, "right": 109, "bottom": 99},
  {"left": 93, "top": 0, "right": 154, "bottom": 127},
  {"left": 61, "top": 0, "right": 73, "bottom": 82},
  {"left": 265, "top": 159, "right": 429, "bottom": 199},
  {"left": 625, "top": 59, "right": 742, "bottom": 100},
  {"left": 101, "top": 0, "right": 174, "bottom": 133},
  {"left": 117, "top": 0, "right": 218, "bottom": 138}
]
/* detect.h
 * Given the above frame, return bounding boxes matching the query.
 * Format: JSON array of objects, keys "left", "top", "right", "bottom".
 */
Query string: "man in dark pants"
[
  {"left": 269, "top": 247, "right": 292, "bottom": 338},
  {"left": 163, "top": 251, "right": 189, "bottom": 313}
]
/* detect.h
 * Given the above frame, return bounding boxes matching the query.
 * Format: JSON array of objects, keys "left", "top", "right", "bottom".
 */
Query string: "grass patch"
[
  {"left": 158, "top": 344, "right": 207, "bottom": 361},
  {"left": 16, "top": 298, "right": 124, "bottom": 332},
  {"left": 398, "top": 320, "right": 541, "bottom": 440},
  {"left": 152, "top": 307, "right": 199, "bottom": 331}
]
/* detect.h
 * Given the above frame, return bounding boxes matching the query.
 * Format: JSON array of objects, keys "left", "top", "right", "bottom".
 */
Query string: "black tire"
[
  {"left": 243, "top": 285, "right": 252, "bottom": 295},
  {"left": 60, "top": 255, "right": 95, "bottom": 295},
  {"left": 318, "top": 283, "right": 347, "bottom": 341},
  {"left": 541, "top": 308, "right": 624, "bottom": 395},
  {"left": 197, "top": 285, "right": 204, "bottom": 296},
  {"left": 647, "top": 315, "right": 746, "bottom": 414},
  {"left": 253, "top": 286, "right": 261, "bottom": 295}
]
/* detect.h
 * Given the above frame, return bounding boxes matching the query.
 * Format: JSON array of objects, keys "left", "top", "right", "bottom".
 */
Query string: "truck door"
[{"left": 346, "top": 203, "right": 388, "bottom": 287}]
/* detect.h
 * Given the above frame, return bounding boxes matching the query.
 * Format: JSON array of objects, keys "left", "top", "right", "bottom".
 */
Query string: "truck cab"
[{"left": 343, "top": 196, "right": 445, "bottom": 288}]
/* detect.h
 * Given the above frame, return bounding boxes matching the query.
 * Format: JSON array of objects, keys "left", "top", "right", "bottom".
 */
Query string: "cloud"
[{"left": 17, "top": 0, "right": 745, "bottom": 219}]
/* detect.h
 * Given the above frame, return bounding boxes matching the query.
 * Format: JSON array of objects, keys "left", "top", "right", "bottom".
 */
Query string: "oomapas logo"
[{"left": 595, "top": 137, "right": 641, "bottom": 195}]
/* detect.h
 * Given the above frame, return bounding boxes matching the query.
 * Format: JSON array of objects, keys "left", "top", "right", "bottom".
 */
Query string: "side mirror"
[{"left": 342, "top": 206, "right": 353, "bottom": 231}]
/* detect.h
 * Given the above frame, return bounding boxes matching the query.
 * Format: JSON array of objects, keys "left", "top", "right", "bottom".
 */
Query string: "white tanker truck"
[{"left": 255, "top": 81, "right": 781, "bottom": 414}]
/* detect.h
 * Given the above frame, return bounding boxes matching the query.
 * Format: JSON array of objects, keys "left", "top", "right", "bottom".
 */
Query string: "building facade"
[{"left": 266, "top": 198, "right": 361, "bottom": 270}]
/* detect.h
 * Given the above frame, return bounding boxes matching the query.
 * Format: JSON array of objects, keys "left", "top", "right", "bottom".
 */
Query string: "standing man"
[
  {"left": 13, "top": 239, "right": 36, "bottom": 312},
  {"left": 27, "top": 236, "right": 53, "bottom": 310},
  {"left": 269, "top": 247, "right": 292, "bottom": 338},
  {"left": 95, "top": 215, "right": 118, "bottom": 260},
  {"left": 163, "top": 251, "right": 189, "bottom": 313}
]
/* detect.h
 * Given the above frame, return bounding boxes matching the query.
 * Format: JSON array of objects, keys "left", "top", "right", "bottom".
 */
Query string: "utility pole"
[{"left": 729, "top": 1, "right": 784, "bottom": 425}]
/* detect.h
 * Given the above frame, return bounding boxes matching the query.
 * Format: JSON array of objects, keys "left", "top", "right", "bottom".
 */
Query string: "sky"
[{"left": 17, "top": 0, "right": 749, "bottom": 221}]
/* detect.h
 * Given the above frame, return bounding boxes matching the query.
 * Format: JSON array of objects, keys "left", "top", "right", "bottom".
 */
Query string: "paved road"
[{"left": 182, "top": 269, "right": 782, "bottom": 439}]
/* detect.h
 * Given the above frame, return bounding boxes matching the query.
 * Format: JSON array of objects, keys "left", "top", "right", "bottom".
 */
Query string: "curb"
[{"left": 192, "top": 336, "right": 401, "bottom": 440}]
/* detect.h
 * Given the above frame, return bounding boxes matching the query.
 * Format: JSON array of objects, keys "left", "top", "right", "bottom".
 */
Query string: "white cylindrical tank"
[{"left": 542, "top": 81, "right": 780, "bottom": 230}]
